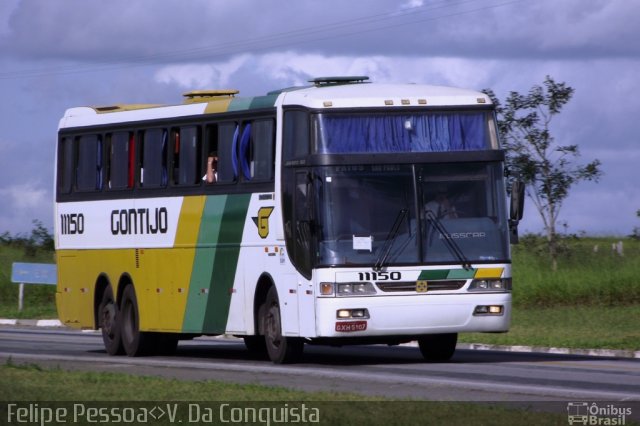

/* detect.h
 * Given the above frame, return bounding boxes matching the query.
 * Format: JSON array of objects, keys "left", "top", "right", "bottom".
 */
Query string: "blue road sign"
[{"left": 11, "top": 262, "right": 57, "bottom": 285}]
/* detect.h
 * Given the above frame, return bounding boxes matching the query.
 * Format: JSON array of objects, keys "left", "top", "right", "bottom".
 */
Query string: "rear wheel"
[
  {"left": 261, "top": 287, "right": 303, "bottom": 364},
  {"left": 417, "top": 333, "right": 458, "bottom": 362},
  {"left": 99, "top": 286, "right": 123, "bottom": 355},
  {"left": 120, "top": 284, "right": 152, "bottom": 356}
]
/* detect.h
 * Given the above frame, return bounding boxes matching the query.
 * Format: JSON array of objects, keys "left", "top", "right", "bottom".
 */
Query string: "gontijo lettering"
[{"left": 110, "top": 207, "right": 168, "bottom": 235}]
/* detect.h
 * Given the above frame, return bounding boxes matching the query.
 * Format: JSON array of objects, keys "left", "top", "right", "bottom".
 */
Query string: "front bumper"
[{"left": 315, "top": 292, "right": 511, "bottom": 338}]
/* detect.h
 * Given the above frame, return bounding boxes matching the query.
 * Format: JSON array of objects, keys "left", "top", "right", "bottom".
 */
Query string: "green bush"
[{"left": 512, "top": 235, "right": 640, "bottom": 307}]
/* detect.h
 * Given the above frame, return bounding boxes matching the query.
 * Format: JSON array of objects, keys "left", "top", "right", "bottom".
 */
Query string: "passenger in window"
[{"left": 204, "top": 153, "right": 218, "bottom": 183}]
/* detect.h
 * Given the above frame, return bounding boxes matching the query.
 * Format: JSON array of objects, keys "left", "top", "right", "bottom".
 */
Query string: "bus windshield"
[{"left": 314, "top": 163, "right": 509, "bottom": 267}]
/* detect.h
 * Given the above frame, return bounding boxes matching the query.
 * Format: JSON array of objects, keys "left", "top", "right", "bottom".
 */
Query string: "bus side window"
[
  {"left": 76, "top": 134, "right": 103, "bottom": 192},
  {"left": 107, "top": 131, "right": 131, "bottom": 190},
  {"left": 172, "top": 128, "right": 180, "bottom": 185},
  {"left": 239, "top": 123, "right": 252, "bottom": 180},
  {"left": 57, "top": 137, "right": 74, "bottom": 194},
  {"left": 128, "top": 133, "right": 135, "bottom": 188},
  {"left": 217, "top": 122, "right": 238, "bottom": 183},
  {"left": 251, "top": 119, "right": 275, "bottom": 181},
  {"left": 140, "top": 129, "right": 168, "bottom": 188},
  {"left": 204, "top": 124, "right": 219, "bottom": 184},
  {"left": 173, "top": 126, "right": 200, "bottom": 186}
]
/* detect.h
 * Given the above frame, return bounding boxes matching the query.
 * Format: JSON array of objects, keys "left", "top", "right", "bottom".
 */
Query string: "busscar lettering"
[
  {"left": 439, "top": 232, "right": 486, "bottom": 239},
  {"left": 110, "top": 207, "right": 168, "bottom": 235}
]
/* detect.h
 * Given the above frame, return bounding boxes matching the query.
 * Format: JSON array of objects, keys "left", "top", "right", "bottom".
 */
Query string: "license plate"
[{"left": 335, "top": 321, "right": 367, "bottom": 332}]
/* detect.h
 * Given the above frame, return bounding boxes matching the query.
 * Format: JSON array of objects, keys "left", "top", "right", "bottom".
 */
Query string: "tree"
[
  {"left": 0, "top": 220, "right": 54, "bottom": 257},
  {"left": 632, "top": 209, "right": 640, "bottom": 240},
  {"left": 484, "top": 76, "right": 602, "bottom": 270},
  {"left": 30, "top": 220, "right": 54, "bottom": 251}
]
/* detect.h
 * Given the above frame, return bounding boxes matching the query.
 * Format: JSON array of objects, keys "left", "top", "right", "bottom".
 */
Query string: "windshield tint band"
[{"left": 296, "top": 150, "right": 505, "bottom": 167}]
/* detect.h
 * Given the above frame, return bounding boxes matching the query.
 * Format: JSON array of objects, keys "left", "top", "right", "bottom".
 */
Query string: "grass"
[
  {"left": 0, "top": 363, "right": 568, "bottom": 425},
  {"left": 511, "top": 236, "right": 640, "bottom": 307},
  {"left": 460, "top": 305, "right": 640, "bottom": 350}
]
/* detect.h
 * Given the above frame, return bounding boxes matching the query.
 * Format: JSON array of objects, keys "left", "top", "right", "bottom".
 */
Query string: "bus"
[{"left": 55, "top": 76, "right": 524, "bottom": 364}]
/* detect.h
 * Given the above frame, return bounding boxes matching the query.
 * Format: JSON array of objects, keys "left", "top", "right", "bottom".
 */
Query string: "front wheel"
[
  {"left": 417, "top": 333, "right": 458, "bottom": 362},
  {"left": 261, "top": 287, "right": 303, "bottom": 364}
]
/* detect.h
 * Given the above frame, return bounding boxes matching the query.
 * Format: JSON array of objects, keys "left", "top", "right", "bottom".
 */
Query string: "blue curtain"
[{"left": 319, "top": 113, "right": 488, "bottom": 153}]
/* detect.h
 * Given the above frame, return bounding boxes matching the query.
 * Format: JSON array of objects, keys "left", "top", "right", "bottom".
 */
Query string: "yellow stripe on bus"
[
  {"left": 474, "top": 267, "right": 504, "bottom": 278},
  {"left": 135, "top": 248, "right": 195, "bottom": 332},
  {"left": 204, "top": 98, "right": 234, "bottom": 114},
  {"left": 141, "top": 196, "right": 206, "bottom": 331},
  {"left": 174, "top": 196, "right": 206, "bottom": 247}
]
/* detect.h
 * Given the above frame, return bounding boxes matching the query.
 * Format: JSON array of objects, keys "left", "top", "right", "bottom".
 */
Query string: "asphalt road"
[{"left": 1, "top": 325, "right": 639, "bottom": 404}]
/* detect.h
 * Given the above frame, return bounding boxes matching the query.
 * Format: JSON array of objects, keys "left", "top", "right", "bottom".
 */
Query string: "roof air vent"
[
  {"left": 309, "top": 76, "right": 370, "bottom": 87},
  {"left": 183, "top": 90, "right": 239, "bottom": 104}
]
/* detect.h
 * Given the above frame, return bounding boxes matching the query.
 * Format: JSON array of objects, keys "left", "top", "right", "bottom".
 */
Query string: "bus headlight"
[
  {"left": 337, "top": 282, "right": 376, "bottom": 296},
  {"left": 319, "top": 282, "right": 377, "bottom": 297},
  {"left": 468, "top": 278, "right": 511, "bottom": 292}
]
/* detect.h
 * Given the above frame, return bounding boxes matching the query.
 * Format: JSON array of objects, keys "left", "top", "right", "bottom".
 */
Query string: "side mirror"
[{"left": 510, "top": 180, "right": 525, "bottom": 221}]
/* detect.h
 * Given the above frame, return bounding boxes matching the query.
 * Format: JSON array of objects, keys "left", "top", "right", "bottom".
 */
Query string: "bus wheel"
[
  {"left": 417, "top": 333, "right": 457, "bottom": 362},
  {"left": 120, "top": 284, "right": 151, "bottom": 357},
  {"left": 99, "top": 286, "right": 123, "bottom": 355},
  {"left": 262, "top": 287, "right": 303, "bottom": 364}
]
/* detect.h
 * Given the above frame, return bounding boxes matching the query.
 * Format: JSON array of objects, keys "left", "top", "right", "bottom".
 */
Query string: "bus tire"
[
  {"left": 262, "top": 287, "right": 303, "bottom": 364},
  {"left": 98, "top": 286, "right": 124, "bottom": 356},
  {"left": 417, "top": 333, "right": 457, "bottom": 362},
  {"left": 120, "top": 284, "right": 152, "bottom": 357}
]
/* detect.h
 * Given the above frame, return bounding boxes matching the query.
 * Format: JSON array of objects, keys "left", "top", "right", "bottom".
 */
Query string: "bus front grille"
[{"left": 376, "top": 280, "right": 466, "bottom": 292}]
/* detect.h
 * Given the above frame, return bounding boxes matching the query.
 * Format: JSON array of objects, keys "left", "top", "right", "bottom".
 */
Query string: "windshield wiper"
[
  {"left": 374, "top": 209, "right": 408, "bottom": 272},
  {"left": 425, "top": 210, "right": 472, "bottom": 270}
]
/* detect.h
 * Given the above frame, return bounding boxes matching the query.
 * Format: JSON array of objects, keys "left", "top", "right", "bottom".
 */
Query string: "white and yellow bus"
[{"left": 55, "top": 77, "right": 523, "bottom": 363}]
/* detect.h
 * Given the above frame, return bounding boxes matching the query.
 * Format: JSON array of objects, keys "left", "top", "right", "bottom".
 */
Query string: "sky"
[{"left": 0, "top": 0, "right": 638, "bottom": 237}]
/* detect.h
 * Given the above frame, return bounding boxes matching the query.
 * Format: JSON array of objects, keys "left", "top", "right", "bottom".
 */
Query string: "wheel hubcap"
[{"left": 265, "top": 304, "right": 282, "bottom": 348}]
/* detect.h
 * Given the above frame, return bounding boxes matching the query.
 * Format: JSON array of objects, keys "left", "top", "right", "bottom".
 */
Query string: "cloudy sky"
[{"left": 0, "top": 0, "right": 638, "bottom": 237}]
